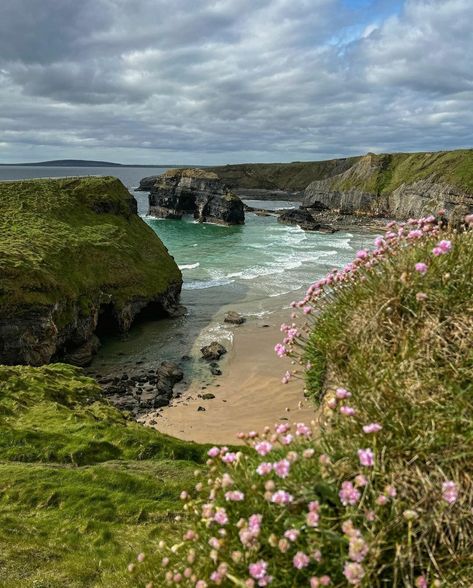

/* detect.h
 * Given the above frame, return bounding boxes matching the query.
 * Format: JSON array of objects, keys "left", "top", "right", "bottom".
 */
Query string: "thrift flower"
[
  {"left": 293, "top": 552, "right": 310, "bottom": 569},
  {"left": 415, "top": 262, "right": 428, "bottom": 274},
  {"left": 339, "top": 481, "right": 361, "bottom": 506},
  {"left": 442, "top": 480, "right": 458, "bottom": 504},
  {"left": 255, "top": 441, "right": 273, "bottom": 456},
  {"left": 340, "top": 406, "right": 356, "bottom": 416},
  {"left": 271, "top": 490, "right": 294, "bottom": 505},
  {"left": 273, "top": 459, "right": 291, "bottom": 478},
  {"left": 343, "top": 562, "right": 365, "bottom": 585},
  {"left": 362, "top": 423, "right": 382, "bottom": 434},
  {"left": 256, "top": 462, "right": 273, "bottom": 476},
  {"left": 358, "top": 448, "right": 375, "bottom": 467}
]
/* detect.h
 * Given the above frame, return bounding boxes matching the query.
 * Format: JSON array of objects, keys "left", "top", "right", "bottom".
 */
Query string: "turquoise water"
[{"left": 0, "top": 166, "right": 372, "bottom": 379}]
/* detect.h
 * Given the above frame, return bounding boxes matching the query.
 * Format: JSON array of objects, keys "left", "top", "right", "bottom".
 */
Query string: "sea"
[{"left": 0, "top": 166, "right": 373, "bottom": 380}]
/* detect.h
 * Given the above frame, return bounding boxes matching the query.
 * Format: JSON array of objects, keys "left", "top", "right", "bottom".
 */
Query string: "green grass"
[
  {"left": 0, "top": 364, "right": 208, "bottom": 586},
  {"left": 0, "top": 176, "right": 181, "bottom": 313}
]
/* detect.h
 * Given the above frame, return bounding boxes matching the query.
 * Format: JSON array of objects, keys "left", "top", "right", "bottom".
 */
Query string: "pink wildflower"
[
  {"left": 213, "top": 508, "right": 229, "bottom": 526},
  {"left": 415, "top": 262, "right": 428, "bottom": 274},
  {"left": 339, "top": 481, "right": 361, "bottom": 506},
  {"left": 343, "top": 562, "right": 365, "bottom": 585},
  {"left": 340, "top": 405, "right": 356, "bottom": 416},
  {"left": 281, "top": 434, "right": 294, "bottom": 445},
  {"left": 438, "top": 239, "right": 452, "bottom": 252},
  {"left": 415, "top": 576, "right": 428, "bottom": 588},
  {"left": 362, "top": 423, "right": 382, "bottom": 434},
  {"left": 385, "top": 485, "right": 397, "bottom": 497},
  {"left": 284, "top": 528, "right": 300, "bottom": 542},
  {"left": 296, "top": 422, "right": 311, "bottom": 437},
  {"left": 335, "top": 387, "right": 351, "bottom": 399},
  {"left": 348, "top": 536, "right": 369, "bottom": 562},
  {"left": 306, "top": 511, "right": 320, "bottom": 527},
  {"left": 303, "top": 306, "right": 312, "bottom": 314},
  {"left": 376, "top": 495, "right": 388, "bottom": 506},
  {"left": 207, "top": 447, "right": 220, "bottom": 458},
  {"left": 293, "top": 552, "right": 310, "bottom": 569},
  {"left": 354, "top": 474, "right": 368, "bottom": 487},
  {"left": 271, "top": 490, "right": 294, "bottom": 505},
  {"left": 275, "top": 423, "right": 290, "bottom": 434},
  {"left": 274, "top": 343, "right": 287, "bottom": 357},
  {"left": 442, "top": 480, "right": 458, "bottom": 504},
  {"left": 196, "top": 582, "right": 208, "bottom": 588},
  {"left": 303, "top": 448, "right": 315, "bottom": 458},
  {"left": 273, "top": 459, "right": 291, "bottom": 478},
  {"left": 225, "top": 491, "right": 245, "bottom": 502},
  {"left": 358, "top": 448, "right": 375, "bottom": 467},
  {"left": 256, "top": 462, "right": 273, "bottom": 476},
  {"left": 255, "top": 441, "right": 273, "bottom": 456},
  {"left": 222, "top": 452, "right": 238, "bottom": 464},
  {"left": 408, "top": 229, "right": 423, "bottom": 239},
  {"left": 356, "top": 250, "right": 368, "bottom": 260}
]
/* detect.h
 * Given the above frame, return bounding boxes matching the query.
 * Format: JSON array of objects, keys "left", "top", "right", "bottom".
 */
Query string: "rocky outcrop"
[
  {"left": 303, "top": 152, "right": 473, "bottom": 222},
  {"left": 138, "top": 175, "right": 160, "bottom": 191},
  {"left": 148, "top": 168, "right": 245, "bottom": 225},
  {"left": 0, "top": 176, "right": 183, "bottom": 366},
  {"left": 278, "top": 208, "right": 336, "bottom": 232},
  {"left": 201, "top": 342, "right": 227, "bottom": 361}
]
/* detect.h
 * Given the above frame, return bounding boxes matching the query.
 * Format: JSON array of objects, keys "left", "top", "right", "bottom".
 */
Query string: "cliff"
[
  {"left": 0, "top": 176, "right": 182, "bottom": 366},
  {"left": 148, "top": 168, "right": 245, "bottom": 225},
  {"left": 303, "top": 150, "right": 473, "bottom": 221}
]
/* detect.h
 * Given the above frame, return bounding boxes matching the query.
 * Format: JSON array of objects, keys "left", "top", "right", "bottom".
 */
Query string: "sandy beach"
[{"left": 141, "top": 314, "right": 316, "bottom": 445}]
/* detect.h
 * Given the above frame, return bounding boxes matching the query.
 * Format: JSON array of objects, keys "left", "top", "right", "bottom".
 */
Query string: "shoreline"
[{"left": 138, "top": 311, "right": 316, "bottom": 445}]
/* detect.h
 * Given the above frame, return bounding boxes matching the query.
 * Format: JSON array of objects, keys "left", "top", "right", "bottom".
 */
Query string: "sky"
[{"left": 0, "top": 0, "right": 472, "bottom": 165}]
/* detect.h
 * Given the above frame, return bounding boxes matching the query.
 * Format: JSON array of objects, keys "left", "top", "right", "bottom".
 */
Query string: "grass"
[
  {"left": 0, "top": 364, "right": 208, "bottom": 586},
  {"left": 133, "top": 224, "right": 473, "bottom": 586},
  {"left": 0, "top": 176, "right": 181, "bottom": 313}
]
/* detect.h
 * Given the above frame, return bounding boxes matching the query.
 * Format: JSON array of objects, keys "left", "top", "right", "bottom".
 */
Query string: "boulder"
[
  {"left": 156, "top": 360, "right": 184, "bottom": 385},
  {"left": 224, "top": 311, "right": 245, "bottom": 325},
  {"left": 201, "top": 341, "right": 227, "bottom": 361},
  {"left": 278, "top": 208, "right": 336, "bottom": 233},
  {"left": 148, "top": 168, "right": 245, "bottom": 225}
]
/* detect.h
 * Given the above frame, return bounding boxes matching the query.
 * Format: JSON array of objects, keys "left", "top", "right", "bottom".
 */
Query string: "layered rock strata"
[{"left": 148, "top": 168, "right": 245, "bottom": 225}]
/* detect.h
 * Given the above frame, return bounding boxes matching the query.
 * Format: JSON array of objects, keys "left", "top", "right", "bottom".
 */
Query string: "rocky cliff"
[
  {"left": 303, "top": 150, "right": 473, "bottom": 222},
  {"left": 0, "top": 176, "right": 182, "bottom": 366},
  {"left": 148, "top": 168, "right": 245, "bottom": 225}
]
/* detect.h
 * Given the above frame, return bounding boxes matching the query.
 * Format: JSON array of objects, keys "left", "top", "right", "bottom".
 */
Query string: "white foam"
[
  {"left": 183, "top": 277, "right": 235, "bottom": 290},
  {"left": 179, "top": 262, "right": 200, "bottom": 270}
]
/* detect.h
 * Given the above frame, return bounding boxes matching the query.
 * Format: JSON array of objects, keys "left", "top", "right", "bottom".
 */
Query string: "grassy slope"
[
  {"left": 304, "top": 228, "right": 473, "bottom": 582},
  {"left": 207, "top": 149, "right": 473, "bottom": 194},
  {"left": 0, "top": 176, "right": 181, "bottom": 313},
  {"left": 333, "top": 149, "right": 473, "bottom": 194},
  {"left": 0, "top": 364, "right": 208, "bottom": 586}
]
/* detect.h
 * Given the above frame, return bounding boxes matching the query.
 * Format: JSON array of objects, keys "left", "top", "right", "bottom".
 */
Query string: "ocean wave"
[
  {"left": 179, "top": 262, "right": 200, "bottom": 270},
  {"left": 183, "top": 277, "right": 235, "bottom": 290}
]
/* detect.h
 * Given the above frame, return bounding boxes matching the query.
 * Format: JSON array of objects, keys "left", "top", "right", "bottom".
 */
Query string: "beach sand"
[{"left": 142, "top": 316, "right": 316, "bottom": 445}]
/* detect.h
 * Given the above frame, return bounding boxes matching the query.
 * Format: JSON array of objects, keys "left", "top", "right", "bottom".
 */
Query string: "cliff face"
[
  {"left": 0, "top": 177, "right": 182, "bottom": 366},
  {"left": 148, "top": 168, "right": 244, "bottom": 225},
  {"left": 303, "top": 151, "right": 473, "bottom": 221}
]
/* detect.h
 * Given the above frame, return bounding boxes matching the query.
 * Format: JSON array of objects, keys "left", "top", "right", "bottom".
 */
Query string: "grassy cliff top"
[
  {"left": 314, "top": 149, "right": 473, "bottom": 194},
  {"left": 0, "top": 363, "right": 207, "bottom": 586},
  {"left": 161, "top": 168, "right": 219, "bottom": 180},
  {"left": 0, "top": 176, "right": 181, "bottom": 313}
]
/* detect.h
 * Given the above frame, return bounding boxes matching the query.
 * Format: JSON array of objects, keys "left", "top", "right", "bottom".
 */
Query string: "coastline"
[{"left": 139, "top": 313, "right": 316, "bottom": 444}]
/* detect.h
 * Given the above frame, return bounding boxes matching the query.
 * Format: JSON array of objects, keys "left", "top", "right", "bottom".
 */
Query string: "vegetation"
[
  {"left": 0, "top": 364, "right": 208, "bottom": 586},
  {"left": 132, "top": 216, "right": 472, "bottom": 586},
  {"left": 0, "top": 176, "right": 181, "bottom": 313},
  {"left": 209, "top": 149, "right": 473, "bottom": 194}
]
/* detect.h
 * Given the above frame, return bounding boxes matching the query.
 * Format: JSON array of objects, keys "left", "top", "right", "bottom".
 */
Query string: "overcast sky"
[{"left": 0, "top": 0, "right": 471, "bottom": 164}]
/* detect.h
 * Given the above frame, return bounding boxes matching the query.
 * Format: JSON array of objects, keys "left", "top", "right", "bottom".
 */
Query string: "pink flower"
[
  {"left": 310, "top": 577, "right": 331, "bottom": 587},
  {"left": 249, "top": 560, "right": 268, "bottom": 580},
  {"left": 256, "top": 462, "right": 273, "bottom": 476},
  {"left": 273, "top": 459, "right": 291, "bottom": 478},
  {"left": 275, "top": 423, "right": 290, "bottom": 434},
  {"left": 348, "top": 536, "right": 369, "bottom": 563},
  {"left": 415, "top": 262, "right": 428, "bottom": 274},
  {"left": 432, "top": 246, "right": 443, "bottom": 256},
  {"left": 293, "top": 552, "right": 310, "bottom": 569},
  {"left": 225, "top": 491, "right": 245, "bottom": 502},
  {"left": 362, "top": 423, "right": 382, "bottom": 434},
  {"left": 281, "top": 371, "right": 291, "bottom": 384},
  {"left": 303, "top": 448, "right": 315, "bottom": 458},
  {"left": 222, "top": 452, "right": 238, "bottom": 464},
  {"left": 385, "top": 485, "right": 397, "bottom": 498},
  {"left": 415, "top": 576, "right": 428, "bottom": 588},
  {"left": 271, "top": 490, "right": 294, "bottom": 504},
  {"left": 306, "top": 511, "right": 320, "bottom": 527},
  {"left": 442, "top": 480, "right": 458, "bottom": 504},
  {"left": 295, "top": 422, "right": 311, "bottom": 437},
  {"left": 281, "top": 434, "right": 294, "bottom": 445},
  {"left": 408, "top": 229, "right": 423, "bottom": 239},
  {"left": 358, "top": 448, "right": 375, "bottom": 467},
  {"left": 354, "top": 474, "right": 368, "bottom": 487},
  {"left": 356, "top": 250, "right": 368, "bottom": 260},
  {"left": 303, "top": 306, "right": 312, "bottom": 314},
  {"left": 249, "top": 514, "right": 262, "bottom": 531},
  {"left": 207, "top": 447, "right": 220, "bottom": 458},
  {"left": 335, "top": 387, "right": 351, "bottom": 399},
  {"left": 284, "top": 528, "right": 300, "bottom": 542},
  {"left": 340, "top": 406, "right": 356, "bottom": 416},
  {"left": 274, "top": 343, "right": 287, "bottom": 357},
  {"left": 213, "top": 508, "right": 229, "bottom": 526},
  {"left": 343, "top": 562, "right": 365, "bottom": 585},
  {"left": 376, "top": 495, "right": 388, "bottom": 506},
  {"left": 339, "top": 481, "right": 361, "bottom": 506},
  {"left": 196, "top": 582, "right": 208, "bottom": 588},
  {"left": 438, "top": 239, "right": 452, "bottom": 252},
  {"left": 255, "top": 441, "right": 273, "bottom": 456},
  {"left": 327, "top": 398, "right": 337, "bottom": 410},
  {"left": 319, "top": 454, "right": 330, "bottom": 466}
]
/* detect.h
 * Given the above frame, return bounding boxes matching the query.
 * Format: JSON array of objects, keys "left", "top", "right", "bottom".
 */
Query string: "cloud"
[{"left": 0, "top": 0, "right": 472, "bottom": 163}]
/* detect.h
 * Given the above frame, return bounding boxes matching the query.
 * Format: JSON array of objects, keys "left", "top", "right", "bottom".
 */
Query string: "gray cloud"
[{"left": 0, "top": 0, "right": 472, "bottom": 163}]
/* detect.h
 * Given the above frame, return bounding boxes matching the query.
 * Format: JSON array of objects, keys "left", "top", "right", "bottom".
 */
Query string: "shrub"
[{"left": 131, "top": 214, "right": 473, "bottom": 587}]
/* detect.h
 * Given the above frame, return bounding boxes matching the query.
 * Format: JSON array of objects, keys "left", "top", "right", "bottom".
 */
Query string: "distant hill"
[{"left": 0, "top": 159, "right": 183, "bottom": 168}]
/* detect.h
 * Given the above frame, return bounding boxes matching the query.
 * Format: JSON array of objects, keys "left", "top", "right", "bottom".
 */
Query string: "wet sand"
[{"left": 141, "top": 316, "right": 316, "bottom": 445}]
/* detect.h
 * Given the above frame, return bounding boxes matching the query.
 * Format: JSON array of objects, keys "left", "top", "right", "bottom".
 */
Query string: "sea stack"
[{"left": 148, "top": 168, "right": 245, "bottom": 225}]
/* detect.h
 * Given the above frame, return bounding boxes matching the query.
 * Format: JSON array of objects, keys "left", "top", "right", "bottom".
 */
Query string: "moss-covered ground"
[
  {"left": 0, "top": 364, "right": 207, "bottom": 586},
  {"left": 0, "top": 176, "right": 181, "bottom": 314}
]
